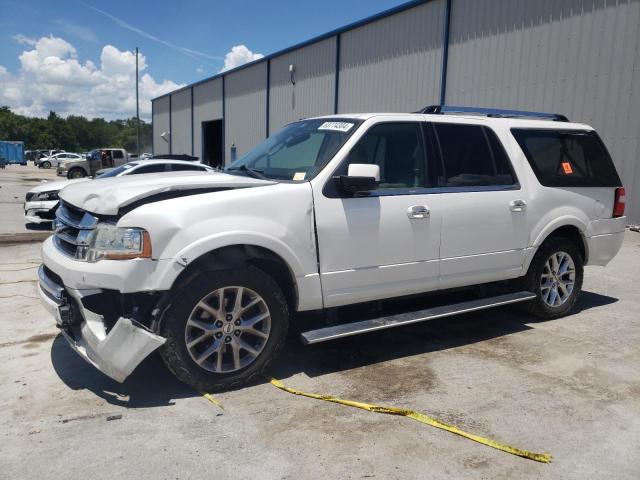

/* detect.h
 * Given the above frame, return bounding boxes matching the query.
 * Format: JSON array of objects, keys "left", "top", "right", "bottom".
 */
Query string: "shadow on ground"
[{"left": 50, "top": 290, "right": 617, "bottom": 408}]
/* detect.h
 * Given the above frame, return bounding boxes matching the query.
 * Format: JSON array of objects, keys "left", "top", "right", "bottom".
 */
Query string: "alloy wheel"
[
  {"left": 540, "top": 251, "right": 576, "bottom": 307},
  {"left": 184, "top": 286, "right": 271, "bottom": 373}
]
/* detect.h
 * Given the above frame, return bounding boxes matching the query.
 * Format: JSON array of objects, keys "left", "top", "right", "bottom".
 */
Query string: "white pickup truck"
[{"left": 38, "top": 106, "right": 626, "bottom": 391}]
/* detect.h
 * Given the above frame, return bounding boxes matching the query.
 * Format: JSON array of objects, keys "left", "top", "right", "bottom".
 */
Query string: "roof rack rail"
[{"left": 419, "top": 105, "right": 569, "bottom": 122}]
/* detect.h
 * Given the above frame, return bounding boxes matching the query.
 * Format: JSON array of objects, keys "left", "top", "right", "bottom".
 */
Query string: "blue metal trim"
[
  {"left": 222, "top": 76, "right": 226, "bottom": 165},
  {"left": 334, "top": 34, "right": 341, "bottom": 114},
  {"left": 190, "top": 87, "right": 194, "bottom": 156},
  {"left": 168, "top": 95, "right": 172, "bottom": 154},
  {"left": 151, "top": 99, "right": 154, "bottom": 155},
  {"left": 439, "top": 0, "right": 452, "bottom": 105},
  {"left": 151, "top": 0, "right": 432, "bottom": 102},
  {"left": 266, "top": 59, "right": 270, "bottom": 137}
]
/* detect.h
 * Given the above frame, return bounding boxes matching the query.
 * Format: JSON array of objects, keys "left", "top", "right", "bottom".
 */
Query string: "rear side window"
[
  {"left": 112, "top": 150, "right": 124, "bottom": 159},
  {"left": 511, "top": 129, "right": 621, "bottom": 187},
  {"left": 130, "top": 164, "right": 167, "bottom": 174},
  {"left": 432, "top": 124, "right": 516, "bottom": 187},
  {"left": 170, "top": 164, "right": 206, "bottom": 172}
]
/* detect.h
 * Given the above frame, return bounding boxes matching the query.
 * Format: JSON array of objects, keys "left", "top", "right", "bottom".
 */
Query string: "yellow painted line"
[
  {"left": 202, "top": 392, "right": 224, "bottom": 410},
  {"left": 269, "top": 377, "right": 551, "bottom": 463}
]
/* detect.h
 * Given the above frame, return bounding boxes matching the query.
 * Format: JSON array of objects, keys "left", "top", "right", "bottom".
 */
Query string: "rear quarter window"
[{"left": 511, "top": 129, "right": 621, "bottom": 187}]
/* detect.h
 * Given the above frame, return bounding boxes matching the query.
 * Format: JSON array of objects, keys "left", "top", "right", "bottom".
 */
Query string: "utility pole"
[{"left": 135, "top": 47, "right": 140, "bottom": 155}]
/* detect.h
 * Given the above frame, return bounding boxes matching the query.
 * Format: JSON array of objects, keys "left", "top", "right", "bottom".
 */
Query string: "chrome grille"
[{"left": 53, "top": 202, "right": 98, "bottom": 260}]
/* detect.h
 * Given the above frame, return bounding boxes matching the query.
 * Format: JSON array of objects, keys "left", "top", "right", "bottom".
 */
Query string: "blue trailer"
[{"left": 0, "top": 141, "right": 26, "bottom": 167}]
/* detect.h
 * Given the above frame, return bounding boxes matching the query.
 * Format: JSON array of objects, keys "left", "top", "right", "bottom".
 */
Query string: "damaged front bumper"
[{"left": 37, "top": 265, "right": 165, "bottom": 382}]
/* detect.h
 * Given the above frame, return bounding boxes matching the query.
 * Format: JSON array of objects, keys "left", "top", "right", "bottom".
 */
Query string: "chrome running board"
[{"left": 300, "top": 291, "right": 536, "bottom": 345}]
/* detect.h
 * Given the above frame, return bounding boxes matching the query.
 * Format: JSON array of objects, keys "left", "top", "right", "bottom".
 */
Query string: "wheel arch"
[
  {"left": 152, "top": 244, "right": 299, "bottom": 332},
  {"left": 525, "top": 221, "right": 588, "bottom": 274}
]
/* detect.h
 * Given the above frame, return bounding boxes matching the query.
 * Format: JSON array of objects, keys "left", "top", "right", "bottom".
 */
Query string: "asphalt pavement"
[{"left": 1, "top": 233, "right": 639, "bottom": 479}]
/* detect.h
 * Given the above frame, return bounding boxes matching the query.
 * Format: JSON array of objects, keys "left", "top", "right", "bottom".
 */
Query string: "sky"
[{"left": 0, "top": 0, "right": 405, "bottom": 120}]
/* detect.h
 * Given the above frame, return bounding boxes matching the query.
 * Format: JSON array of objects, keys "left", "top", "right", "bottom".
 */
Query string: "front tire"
[
  {"left": 67, "top": 168, "right": 86, "bottom": 179},
  {"left": 41, "top": 161, "right": 51, "bottom": 169},
  {"left": 520, "top": 237, "right": 583, "bottom": 319},
  {"left": 159, "top": 266, "right": 289, "bottom": 391}
]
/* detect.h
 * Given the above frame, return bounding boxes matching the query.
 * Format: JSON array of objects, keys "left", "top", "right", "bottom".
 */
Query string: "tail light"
[{"left": 613, "top": 187, "right": 626, "bottom": 217}]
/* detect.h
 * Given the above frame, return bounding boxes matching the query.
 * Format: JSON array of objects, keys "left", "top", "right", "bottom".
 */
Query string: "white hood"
[
  {"left": 59, "top": 171, "right": 275, "bottom": 215},
  {"left": 28, "top": 178, "right": 88, "bottom": 194}
]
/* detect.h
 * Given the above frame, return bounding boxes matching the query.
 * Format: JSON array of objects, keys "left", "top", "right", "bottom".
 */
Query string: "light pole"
[{"left": 135, "top": 47, "right": 140, "bottom": 155}]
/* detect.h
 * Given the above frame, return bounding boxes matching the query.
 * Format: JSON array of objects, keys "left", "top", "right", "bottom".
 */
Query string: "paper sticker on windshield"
[
  {"left": 318, "top": 121, "right": 354, "bottom": 132},
  {"left": 293, "top": 172, "right": 306, "bottom": 181}
]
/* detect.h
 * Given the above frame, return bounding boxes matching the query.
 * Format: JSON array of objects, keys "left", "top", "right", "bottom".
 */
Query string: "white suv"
[{"left": 37, "top": 107, "right": 626, "bottom": 390}]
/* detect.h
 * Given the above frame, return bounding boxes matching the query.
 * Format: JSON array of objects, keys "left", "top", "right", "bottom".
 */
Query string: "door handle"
[
  {"left": 510, "top": 199, "right": 527, "bottom": 212},
  {"left": 407, "top": 205, "right": 430, "bottom": 219}
]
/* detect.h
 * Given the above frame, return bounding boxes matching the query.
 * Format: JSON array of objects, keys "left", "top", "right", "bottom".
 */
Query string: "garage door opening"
[{"left": 202, "top": 120, "right": 223, "bottom": 167}]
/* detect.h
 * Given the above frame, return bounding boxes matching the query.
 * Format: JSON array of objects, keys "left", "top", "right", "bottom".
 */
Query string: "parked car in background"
[
  {"left": 57, "top": 148, "right": 128, "bottom": 178},
  {"left": 0, "top": 140, "right": 26, "bottom": 165},
  {"left": 39, "top": 152, "right": 82, "bottom": 169},
  {"left": 24, "top": 178, "right": 87, "bottom": 223},
  {"left": 25, "top": 159, "right": 215, "bottom": 225},
  {"left": 35, "top": 150, "right": 65, "bottom": 168}
]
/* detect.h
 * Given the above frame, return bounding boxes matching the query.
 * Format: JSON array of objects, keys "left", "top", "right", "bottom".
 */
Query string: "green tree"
[{"left": 0, "top": 106, "right": 153, "bottom": 154}]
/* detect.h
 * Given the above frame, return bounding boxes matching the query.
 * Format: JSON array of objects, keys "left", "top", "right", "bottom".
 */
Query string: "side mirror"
[{"left": 338, "top": 164, "right": 380, "bottom": 194}]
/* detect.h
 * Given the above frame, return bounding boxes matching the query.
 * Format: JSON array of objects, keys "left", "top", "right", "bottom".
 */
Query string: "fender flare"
[
  {"left": 171, "top": 230, "right": 307, "bottom": 279},
  {"left": 523, "top": 216, "right": 589, "bottom": 273}
]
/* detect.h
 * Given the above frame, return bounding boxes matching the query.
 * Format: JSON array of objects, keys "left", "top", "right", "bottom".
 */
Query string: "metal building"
[{"left": 152, "top": 0, "right": 640, "bottom": 222}]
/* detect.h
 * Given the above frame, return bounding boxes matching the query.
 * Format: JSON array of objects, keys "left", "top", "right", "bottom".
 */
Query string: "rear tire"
[
  {"left": 159, "top": 266, "right": 289, "bottom": 391},
  {"left": 520, "top": 237, "right": 583, "bottom": 319}
]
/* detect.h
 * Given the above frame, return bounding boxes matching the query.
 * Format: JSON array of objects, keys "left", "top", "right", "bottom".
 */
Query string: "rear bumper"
[
  {"left": 585, "top": 216, "right": 626, "bottom": 266},
  {"left": 37, "top": 265, "right": 165, "bottom": 382},
  {"left": 585, "top": 230, "right": 625, "bottom": 266}
]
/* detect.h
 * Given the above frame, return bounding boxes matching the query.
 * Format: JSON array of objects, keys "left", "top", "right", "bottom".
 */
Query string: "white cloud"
[
  {"left": 0, "top": 35, "right": 182, "bottom": 120},
  {"left": 219, "top": 45, "right": 264, "bottom": 73}
]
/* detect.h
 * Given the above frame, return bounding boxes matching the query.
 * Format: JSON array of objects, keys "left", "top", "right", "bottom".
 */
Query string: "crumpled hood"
[
  {"left": 59, "top": 171, "right": 275, "bottom": 215},
  {"left": 29, "top": 178, "right": 87, "bottom": 194}
]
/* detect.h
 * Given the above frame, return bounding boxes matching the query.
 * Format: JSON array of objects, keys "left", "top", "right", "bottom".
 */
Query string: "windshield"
[
  {"left": 225, "top": 119, "right": 361, "bottom": 181},
  {"left": 96, "top": 162, "right": 138, "bottom": 178}
]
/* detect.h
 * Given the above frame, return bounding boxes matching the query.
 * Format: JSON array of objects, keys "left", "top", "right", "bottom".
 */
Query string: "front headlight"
[
  {"left": 86, "top": 224, "right": 152, "bottom": 261},
  {"left": 33, "top": 190, "right": 59, "bottom": 201}
]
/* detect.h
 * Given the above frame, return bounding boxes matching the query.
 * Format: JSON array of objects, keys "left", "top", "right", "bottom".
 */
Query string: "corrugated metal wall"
[
  {"left": 224, "top": 63, "right": 268, "bottom": 161},
  {"left": 170, "top": 89, "right": 192, "bottom": 155},
  {"left": 269, "top": 37, "right": 336, "bottom": 133},
  {"left": 152, "top": 0, "right": 640, "bottom": 222},
  {"left": 338, "top": 0, "right": 444, "bottom": 113},
  {"left": 152, "top": 96, "right": 170, "bottom": 155},
  {"left": 193, "top": 78, "right": 223, "bottom": 160},
  {"left": 446, "top": 0, "right": 640, "bottom": 222}
]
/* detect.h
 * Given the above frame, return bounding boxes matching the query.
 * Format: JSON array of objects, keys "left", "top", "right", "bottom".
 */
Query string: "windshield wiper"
[{"left": 226, "top": 165, "right": 268, "bottom": 180}]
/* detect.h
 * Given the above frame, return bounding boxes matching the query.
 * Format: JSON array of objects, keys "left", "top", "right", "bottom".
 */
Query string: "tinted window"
[
  {"left": 340, "top": 123, "right": 426, "bottom": 189},
  {"left": 112, "top": 150, "right": 124, "bottom": 159},
  {"left": 170, "top": 164, "right": 206, "bottom": 172},
  {"left": 432, "top": 124, "right": 515, "bottom": 187},
  {"left": 511, "top": 129, "right": 621, "bottom": 187},
  {"left": 130, "top": 164, "right": 166, "bottom": 174}
]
